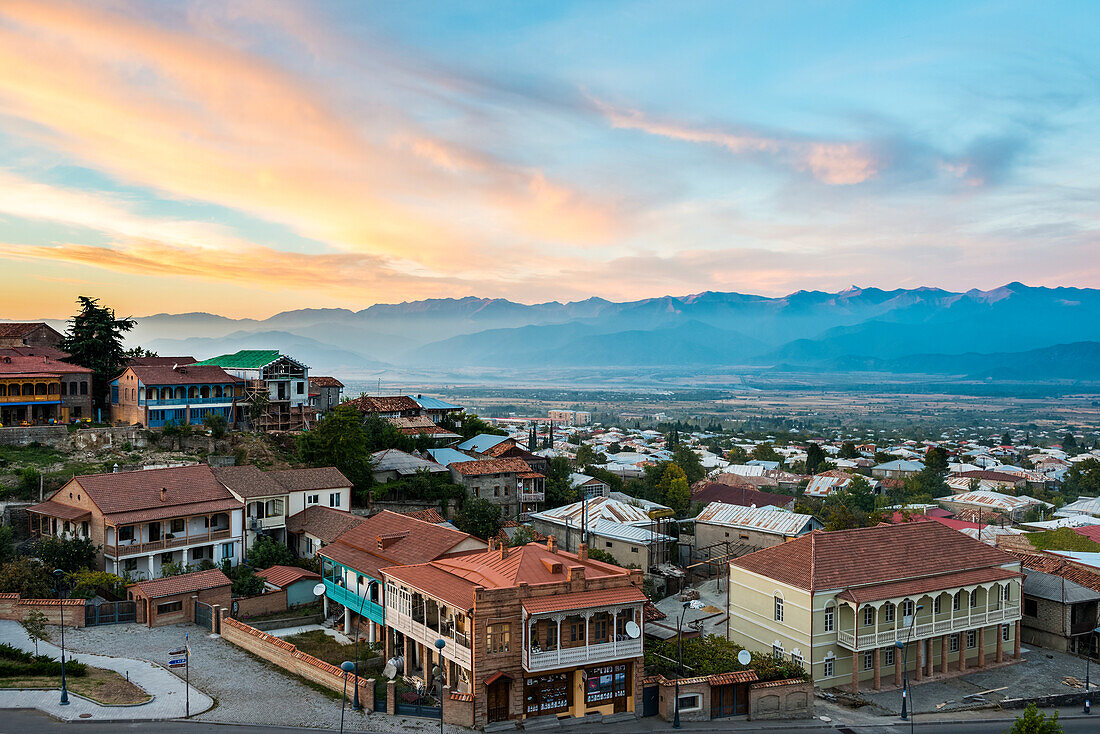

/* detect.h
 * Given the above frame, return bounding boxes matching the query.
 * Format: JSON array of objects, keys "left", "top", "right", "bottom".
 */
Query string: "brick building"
[
  {"left": 0, "top": 354, "right": 93, "bottom": 425},
  {"left": 127, "top": 568, "right": 232, "bottom": 627},
  {"left": 0, "top": 322, "right": 64, "bottom": 350},
  {"left": 382, "top": 537, "right": 646, "bottom": 728},
  {"left": 109, "top": 363, "right": 243, "bottom": 427},
  {"left": 449, "top": 457, "right": 545, "bottom": 521}
]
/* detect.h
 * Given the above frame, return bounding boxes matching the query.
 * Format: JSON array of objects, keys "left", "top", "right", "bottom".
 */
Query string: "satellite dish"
[
  {"left": 383, "top": 662, "right": 396, "bottom": 680},
  {"left": 737, "top": 650, "right": 752, "bottom": 666},
  {"left": 625, "top": 621, "right": 640, "bottom": 639},
  {"left": 312, "top": 583, "right": 326, "bottom": 597}
]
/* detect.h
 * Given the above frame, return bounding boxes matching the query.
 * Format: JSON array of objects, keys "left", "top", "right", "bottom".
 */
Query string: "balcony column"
[
  {"left": 555, "top": 616, "right": 563, "bottom": 667},
  {"left": 977, "top": 627, "right": 986, "bottom": 668},
  {"left": 940, "top": 635, "right": 949, "bottom": 674},
  {"left": 369, "top": 619, "right": 376, "bottom": 644},
  {"left": 583, "top": 611, "right": 593, "bottom": 660},
  {"left": 995, "top": 625, "right": 1004, "bottom": 663},
  {"left": 925, "top": 639, "right": 934, "bottom": 678},
  {"left": 323, "top": 594, "right": 329, "bottom": 619},
  {"left": 893, "top": 646, "right": 902, "bottom": 687},
  {"left": 872, "top": 648, "right": 881, "bottom": 690},
  {"left": 344, "top": 606, "right": 352, "bottom": 635},
  {"left": 1013, "top": 620, "right": 1021, "bottom": 659},
  {"left": 915, "top": 639, "right": 923, "bottom": 682},
  {"left": 850, "top": 652, "right": 859, "bottom": 694}
]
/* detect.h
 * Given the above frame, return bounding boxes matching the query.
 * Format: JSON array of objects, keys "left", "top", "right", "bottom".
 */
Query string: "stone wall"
[
  {"left": 0, "top": 593, "right": 86, "bottom": 627},
  {"left": 0, "top": 424, "right": 232, "bottom": 454},
  {"left": 748, "top": 679, "right": 814, "bottom": 720},
  {"left": 220, "top": 614, "right": 373, "bottom": 709},
  {"left": 656, "top": 676, "right": 711, "bottom": 722},
  {"left": 233, "top": 589, "right": 288, "bottom": 620}
]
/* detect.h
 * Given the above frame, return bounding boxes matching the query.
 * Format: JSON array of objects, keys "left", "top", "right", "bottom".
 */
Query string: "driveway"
[
  {"left": 61, "top": 622, "right": 463, "bottom": 731},
  {"left": 0, "top": 619, "right": 212, "bottom": 720}
]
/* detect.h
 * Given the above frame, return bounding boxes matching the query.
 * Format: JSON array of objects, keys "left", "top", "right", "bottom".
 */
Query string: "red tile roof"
[
  {"left": 1010, "top": 552, "right": 1100, "bottom": 594},
  {"left": 129, "top": 356, "right": 197, "bottom": 366},
  {"left": 0, "top": 323, "right": 57, "bottom": 339},
  {"left": 271, "top": 467, "right": 351, "bottom": 492},
  {"left": 286, "top": 506, "right": 365, "bottom": 543},
  {"left": 256, "top": 565, "right": 320, "bottom": 588},
  {"left": 1073, "top": 526, "right": 1100, "bottom": 544},
  {"left": 0, "top": 355, "right": 92, "bottom": 375},
  {"left": 213, "top": 465, "right": 285, "bottom": 498},
  {"left": 482, "top": 440, "right": 518, "bottom": 458},
  {"left": 26, "top": 500, "right": 91, "bottom": 521},
  {"left": 126, "top": 364, "right": 242, "bottom": 385},
  {"left": 129, "top": 569, "right": 231, "bottom": 598},
  {"left": 401, "top": 508, "right": 447, "bottom": 524},
  {"left": 309, "top": 376, "right": 344, "bottom": 388},
  {"left": 449, "top": 457, "right": 532, "bottom": 476},
  {"left": 521, "top": 586, "right": 647, "bottom": 614},
  {"left": 66, "top": 464, "right": 240, "bottom": 523},
  {"left": 342, "top": 395, "right": 419, "bottom": 413},
  {"left": 836, "top": 566, "right": 1021, "bottom": 604},
  {"left": 731, "top": 521, "right": 1019, "bottom": 592},
  {"left": 708, "top": 670, "right": 759, "bottom": 686}
]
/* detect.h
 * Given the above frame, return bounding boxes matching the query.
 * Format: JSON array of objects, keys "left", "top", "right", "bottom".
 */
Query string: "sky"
[{"left": 0, "top": 0, "right": 1098, "bottom": 319}]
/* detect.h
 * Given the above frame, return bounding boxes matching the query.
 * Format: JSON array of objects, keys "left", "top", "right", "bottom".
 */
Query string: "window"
[
  {"left": 171, "top": 518, "right": 185, "bottom": 534},
  {"left": 306, "top": 494, "right": 319, "bottom": 506},
  {"left": 305, "top": 537, "right": 314, "bottom": 554},
  {"left": 1002, "top": 624, "right": 1011, "bottom": 641},
  {"left": 1023, "top": 598, "right": 1038, "bottom": 617},
  {"left": 863, "top": 607, "right": 874, "bottom": 626},
  {"left": 221, "top": 542, "right": 234, "bottom": 560},
  {"left": 676, "top": 694, "right": 702, "bottom": 713},
  {"left": 157, "top": 600, "right": 183, "bottom": 614},
  {"left": 967, "top": 630, "right": 976, "bottom": 649},
  {"left": 118, "top": 525, "right": 135, "bottom": 542},
  {"left": 772, "top": 644, "right": 783, "bottom": 659},
  {"left": 123, "top": 558, "right": 138, "bottom": 573},
  {"left": 605, "top": 542, "right": 613, "bottom": 548},
  {"left": 970, "top": 591, "right": 978, "bottom": 609},
  {"left": 953, "top": 592, "right": 962, "bottom": 611},
  {"left": 901, "top": 600, "right": 915, "bottom": 618},
  {"left": 160, "top": 552, "right": 174, "bottom": 565},
  {"left": 487, "top": 623, "right": 511, "bottom": 653},
  {"left": 863, "top": 651, "right": 874, "bottom": 670},
  {"left": 884, "top": 648, "right": 896, "bottom": 666},
  {"left": 569, "top": 620, "right": 585, "bottom": 642},
  {"left": 823, "top": 657, "right": 835, "bottom": 677},
  {"left": 823, "top": 607, "right": 834, "bottom": 632},
  {"left": 949, "top": 634, "right": 960, "bottom": 652},
  {"left": 296, "top": 382, "right": 305, "bottom": 395},
  {"left": 80, "top": 381, "right": 88, "bottom": 395},
  {"left": 592, "top": 616, "right": 609, "bottom": 642},
  {"left": 329, "top": 492, "right": 341, "bottom": 508},
  {"left": 791, "top": 652, "right": 804, "bottom": 669},
  {"left": 774, "top": 596, "right": 784, "bottom": 622},
  {"left": 631, "top": 546, "right": 639, "bottom": 553},
  {"left": 883, "top": 603, "right": 895, "bottom": 623},
  {"left": 934, "top": 596, "right": 942, "bottom": 614}
]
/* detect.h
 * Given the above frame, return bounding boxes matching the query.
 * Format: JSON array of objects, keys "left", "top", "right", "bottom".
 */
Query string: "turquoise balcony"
[{"left": 323, "top": 577, "right": 385, "bottom": 626}]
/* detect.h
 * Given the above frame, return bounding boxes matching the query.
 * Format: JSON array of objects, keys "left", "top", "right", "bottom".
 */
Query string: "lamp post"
[
  {"left": 52, "top": 569, "right": 69, "bottom": 706},
  {"left": 896, "top": 604, "right": 923, "bottom": 726},
  {"left": 674, "top": 599, "right": 704, "bottom": 729},
  {"left": 1085, "top": 625, "right": 1100, "bottom": 714},
  {"left": 339, "top": 660, "right": 355, "bottom": 734},
  {"left": 434, "top": 638, "right": 446, "bottom": 734}
]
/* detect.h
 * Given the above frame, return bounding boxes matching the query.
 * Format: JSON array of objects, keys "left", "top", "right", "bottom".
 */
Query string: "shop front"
[{"left": 522, "top": 661, "right": 633, "bottom": 722}]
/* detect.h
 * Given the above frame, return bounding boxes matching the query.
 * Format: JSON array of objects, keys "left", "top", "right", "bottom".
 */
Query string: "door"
[
  {"left": 641, "top": 685, "right": 659, "bottom": 717},
  {"left": 713, "top": 684, "right": 747, "bottom": 717},
  {"left": 487, "top": 678, "right": 510, "bottom": 722}
]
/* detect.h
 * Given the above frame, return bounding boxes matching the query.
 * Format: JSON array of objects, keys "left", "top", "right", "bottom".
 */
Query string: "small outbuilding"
[
  {"left": 127, "top": 568, "right": 232, "bottom": 628},
  {"left": 256, "top": 565, "right": 322, "bottom": 607}
]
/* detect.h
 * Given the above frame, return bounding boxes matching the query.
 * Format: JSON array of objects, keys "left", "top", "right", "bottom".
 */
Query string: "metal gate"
[
  {"left": 85, "top": 601, "right": 136, "bottom": 626},
  {"left": 194, "top": 600, "right": 213, "bottom": 631},
  {"left": 394, "top": 690, "right": 440, "bottom": 718},
  {"left": 641, "top": 685, "right": 659, "bottom": 717}
]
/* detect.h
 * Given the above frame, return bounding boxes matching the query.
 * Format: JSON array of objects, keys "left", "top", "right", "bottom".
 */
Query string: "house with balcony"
[
  {"left": 109, "top": 363, "right": 243, "bottom": 427},
  {"left": 727, "top": 522, "right": 1023, "bottom": 693},
  {"left": 26, "top": 464, "right": 244, "bottom": 579},
  {"left": 190, "top": 350, "right": 314, "bottom": 431},
  {"left": 0, "top": 354, "right": 92, "bottom": 425},
  {"left": 212, "top": 465, "right": 351, "bottom": 551},
  {"left": 317, "top": 511, "right": 486, "bottom": 645},
  {"left": 381, "top": 536, "right": 647, "bottom": 728},
  {"left": 449, "top": 457, "right": 545, "bottom": 521}
]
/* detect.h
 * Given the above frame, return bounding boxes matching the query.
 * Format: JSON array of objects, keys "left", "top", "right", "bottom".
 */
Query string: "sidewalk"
[{"left": 0, "top": 619, "right": 213, "bottom": 721}]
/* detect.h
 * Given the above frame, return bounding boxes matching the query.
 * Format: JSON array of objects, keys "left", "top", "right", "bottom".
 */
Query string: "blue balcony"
[
  {"left": 323, "top": 578, "right": 385, "bottom": 626},
  {"left": 145, "top": 396, "right": 235, "bottom": 406}
]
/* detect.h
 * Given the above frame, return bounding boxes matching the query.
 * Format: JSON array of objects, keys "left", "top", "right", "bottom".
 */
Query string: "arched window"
[
  {"left": 22, "top": 383, "right": 34, "bottom": 396},
  {"left": 0, "top": 384, "right": 6, "bottom": 397},
  {"left": 822, "top": 603, "right": 835, "bottom": 632},
  {"left": 214, "top": 386, "right": 223, "bottom": 398},
  {"left": 188, "top": 386, "right": 198, "bottom": 398},
  {"left": 200, "top": 385, "right": 210, "bottom": 398},
  {"left": 175, "top": 387, "right": 185, "bottom": 400},
  {"left": 48, "top": 383, "right": 59, "bottom": 395}
]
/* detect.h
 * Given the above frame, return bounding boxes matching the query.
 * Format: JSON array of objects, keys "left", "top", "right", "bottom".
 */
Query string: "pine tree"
[{"left": 60, "top": 296, "right": 136, "bottom": 414}]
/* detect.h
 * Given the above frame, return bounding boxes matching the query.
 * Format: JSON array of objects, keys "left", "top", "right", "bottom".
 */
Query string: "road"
[{"left": 2, "top": 710, "right": 1097, "bottom": 734}]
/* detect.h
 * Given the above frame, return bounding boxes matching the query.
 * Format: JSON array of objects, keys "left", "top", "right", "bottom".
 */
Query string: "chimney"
[
  {"left": 160, "top": 487, "right": 167, "bottom": 502},
  {"left": 499, "top": 544, "right": 508, "bottom": 560},
  {"left": 546, "top": 536, "right": 557, "bottom": 554},
  {"left": 488, "top": 537, "right": 498, "bottom": 552},
  {"left": 577, "top": 543, "right": 589, "bottom": 561}
]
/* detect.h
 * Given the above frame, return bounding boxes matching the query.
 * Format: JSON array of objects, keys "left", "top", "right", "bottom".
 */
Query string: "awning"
[
  {"left": 27, "top": 500, "right": 91, "bottom": 522},
  {"left": 483, "top": 671, "right": 512, "bottom": 686}
]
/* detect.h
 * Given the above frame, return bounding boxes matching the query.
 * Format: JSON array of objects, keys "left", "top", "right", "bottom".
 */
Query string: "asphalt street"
[{"left": 2, "top": 710, "right": 1099, "bottom": 734}]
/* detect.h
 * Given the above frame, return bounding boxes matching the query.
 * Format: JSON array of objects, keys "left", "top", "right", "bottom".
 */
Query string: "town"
[{"left": 0, "top": 306, "right": 1097, "bottom": 734}]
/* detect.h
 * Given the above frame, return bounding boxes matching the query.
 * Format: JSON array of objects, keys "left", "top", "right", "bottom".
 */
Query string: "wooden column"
[
  {"left": 915, "top": 639, "right": 923, "bottom": 681},
  {"left": 995, "top": 625, "right": 1004, "bottom": 663},
  {"left": 872, "top": 648, "right": 881, "bottom": 690},
  {"left": 1013, "top": 620, "right": 1021, "bottom": 659},
  {"left": 940, "top": 635, "right": 949, "bottom": 674}
]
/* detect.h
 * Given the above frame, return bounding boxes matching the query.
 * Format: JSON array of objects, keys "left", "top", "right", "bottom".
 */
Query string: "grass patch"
[
  {"left": 1029, "top": 527, "right": 1100, "bottom": 552},
  {"left": 0, "top": 665, "right": 151, "bottom": 705},
  {"left": 283, "top": 630, "right": 361, "bottom": 668},
  {"left": 0, "top": 444, "right": 65, "bottom": 466}
]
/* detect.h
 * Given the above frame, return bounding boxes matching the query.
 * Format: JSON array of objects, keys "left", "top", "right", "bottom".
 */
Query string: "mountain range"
[{"left": 73, "top": 283, "right": 1100, "bottom": 382}]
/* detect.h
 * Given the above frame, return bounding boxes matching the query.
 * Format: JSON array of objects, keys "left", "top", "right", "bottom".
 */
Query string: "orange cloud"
[{"left": 596, "top": 99, "right": 878, "bottom": 185}]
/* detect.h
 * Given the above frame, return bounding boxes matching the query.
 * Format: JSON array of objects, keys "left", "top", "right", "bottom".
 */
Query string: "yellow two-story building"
[{"left": 728, "top": 521, "right": 1023, "bottom": 693}]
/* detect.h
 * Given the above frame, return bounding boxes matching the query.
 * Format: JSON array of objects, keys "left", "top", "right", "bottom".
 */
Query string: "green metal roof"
[{"left": 192, "top": 349, "right": 283, "bottom": 369}]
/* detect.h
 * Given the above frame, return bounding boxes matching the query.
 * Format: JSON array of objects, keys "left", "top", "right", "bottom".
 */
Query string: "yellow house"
[{"left": 727, "top": 522, "right": 1023, "bottom": 693}]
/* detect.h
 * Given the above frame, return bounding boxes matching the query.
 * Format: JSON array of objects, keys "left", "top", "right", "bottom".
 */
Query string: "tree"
[
  {"left": 159, "top": 560, "right": 193, "bottom": 577},
  {"left": 453, "top": 498, "right": 503, "bottom": 541},
  {"left": 203, "top": 412, "right": 228, "bottom": 439},
  {"left": 751, "top": 443, "right": 781, "bottom": 463},
  {"left": 575, "top": 444, "right": 604, "bottom": 468},
  {"left": 544, "top": 457, "right": 577, "bottom": 508},
  {"left": 1063, "top": 433, "right": 1078, "bottom": 452},
  {"left": 0, "top": 525, "right": 14, "bottom": 564},
  {"left": 298, "top": 405, "right": 374, "bottom": 492},
  {"left": 1063, "top": 458, "right": 1100, "bottom": 498},
  {"left": 656, "top": 463, "right": 690, "bottom": 515},
  {"left": 1005, "top": 703, "right": 1061, "bottom": 734},
  {"left": 439, "top": 412, "right": 506, "bottom": 440},
  {"left": 834, "top": 474, "right": 876, "bottom": 514},
  {"left": 673, "top": 445, "right": 706, "bottom": 485},
  {"left": 122, "top": 346, "right": 157, "bottom": 361},
  {"left": 839, "top": 441, "right": 859, "bottom": 459},
  {"left": 585, "top": 548, "right": 622, "bottom": 566},
  {"left": 726, "top": 446, "right": 748, "bottom": 463},
  {"left": 228, "top": 563, "right": 265, "bottom": 597},
  {"left": 247, "top": 534, "right": 296, "bottom": 569},
  {"left": 805, "top": 443, "right": 826, "bottom": 475},
  {"left": 0, "top": 558, "right": 55, "bottom": 598},
  {"left": 60, "top": 296, "right": 136, "bottom": 412},
  {"left": 28, "top": 536, "right": 98, "bottom": 573},
  {"left": 507, "top": 526, "right": 537, "bottom": 547},
  {"left": 20, "top": 609, "right": 50, "bottom": 655},
  {"left": 924, "top": 446, "right": 950, "bottom": 473},
  {"left": 1001, "top": 432, "right": 1013, "bottom": 447}
]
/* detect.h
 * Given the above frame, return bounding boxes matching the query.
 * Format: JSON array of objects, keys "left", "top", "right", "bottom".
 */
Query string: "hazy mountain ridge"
[{"left": 114, "top": 283, "right": 1100, "bottom": 380}]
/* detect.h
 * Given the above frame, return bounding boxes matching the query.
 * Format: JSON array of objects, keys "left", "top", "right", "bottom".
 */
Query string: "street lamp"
[
  {"left": 52, "top": 569, "right": 69, "bottom": 706},
  {"left": 896, "top": 604, "right": 923, "bottom": 726},
  {"left": 339, "top": 660, "right": 355, "bottom": 734},
  {"left": 1085, "top": 625, "right": 1100, "bottom": 714},
  {"left": 674, "top": 599, "right": 704, "bottom": 729},
  {"left": 434, "top": 638, "right": 446, "bottom": 734}
]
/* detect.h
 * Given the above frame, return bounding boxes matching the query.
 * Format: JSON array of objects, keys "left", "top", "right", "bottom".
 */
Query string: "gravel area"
[{"left": 62, "top": 623, "right": 465, "bottom": 731}]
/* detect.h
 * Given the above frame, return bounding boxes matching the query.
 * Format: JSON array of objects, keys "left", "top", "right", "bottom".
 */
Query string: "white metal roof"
[{"left": 692, "top": 502, "right": 820, "bottom": 537}]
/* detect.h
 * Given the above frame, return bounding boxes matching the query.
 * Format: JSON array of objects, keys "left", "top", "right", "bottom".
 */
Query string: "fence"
[{"left": 85, "top": 600, "right": 136, "bottom": 626}]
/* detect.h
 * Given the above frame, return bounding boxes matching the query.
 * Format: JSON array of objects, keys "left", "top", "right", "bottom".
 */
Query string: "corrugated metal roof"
[
  {"left": 192, "top": 349, "right": 285, "bottom": 369},
  {"left": 582, "top": 518, "right": 672, "bottom": 543},
  {"left": 936, "top": 491, "right": 1051, "bottom": 512},
  {"left": 371, "top": 449, "right": 449, "bottom": 475},
  {"left": 804, "top": 475, "right": 847, "bottom": 497},
  {"left": 531, "top": 496, "right": 663, "bottom": 527},
  {"left": 693, "top": 502, "right": 819, "bottom": 536},
  {"left": 1023, "top": 568, "right": 1100, "bottom": 603},
  {"left": 456, "top": 434, "right": 511, "bottom": 452},
  {"left": 427, "top": 447, "right": 475, "bottom": 467},
  {"left": 409, "top": 395, "right": 462, "bottom": 411}
]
